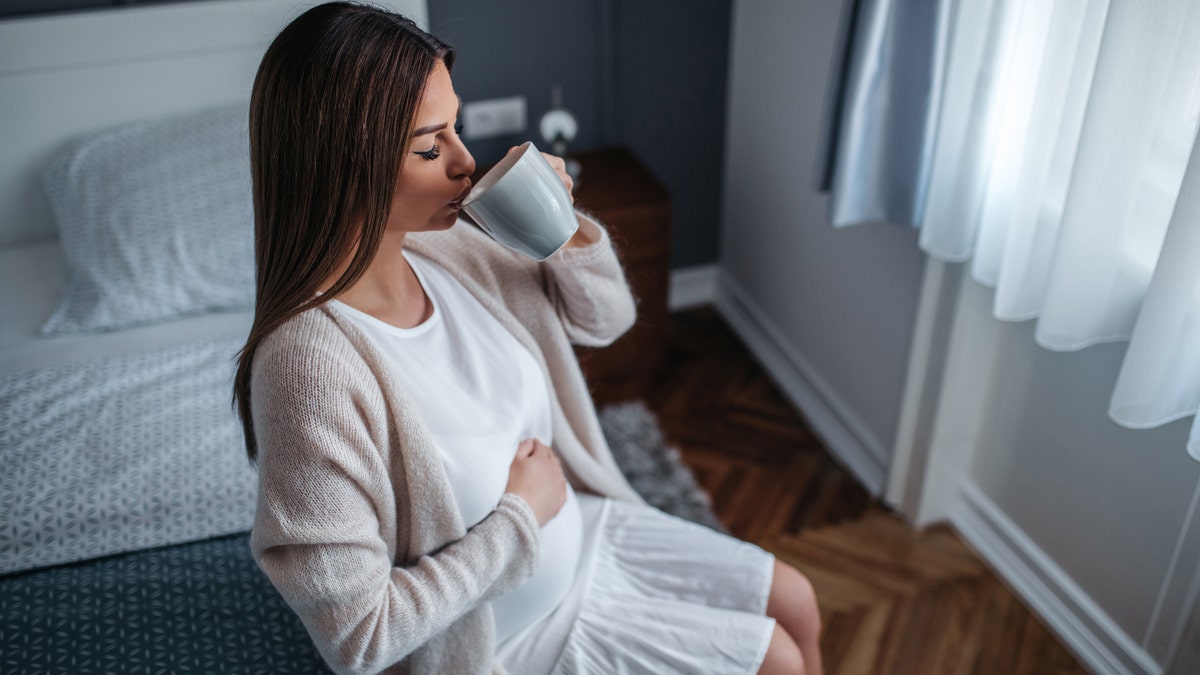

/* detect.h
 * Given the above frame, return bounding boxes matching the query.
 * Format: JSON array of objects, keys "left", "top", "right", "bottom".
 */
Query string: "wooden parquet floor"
[{"left": 645, "top": 307, "right": 1089, "bottom": 675}]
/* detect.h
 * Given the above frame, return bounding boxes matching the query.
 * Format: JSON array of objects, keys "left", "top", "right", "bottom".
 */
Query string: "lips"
[{"left": 449, "top": 182, "right": 472, "bottom": 209}]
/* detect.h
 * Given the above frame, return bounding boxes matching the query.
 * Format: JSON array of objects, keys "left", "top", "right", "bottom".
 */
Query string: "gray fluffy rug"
[{"left": 597, "top": 401, "right": 724, "bottom": 532}]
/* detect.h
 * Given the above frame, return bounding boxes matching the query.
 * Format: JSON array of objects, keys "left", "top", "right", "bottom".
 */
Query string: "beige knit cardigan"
[{"left": 250, "top": 216, "right": 644, "bottom": 675}]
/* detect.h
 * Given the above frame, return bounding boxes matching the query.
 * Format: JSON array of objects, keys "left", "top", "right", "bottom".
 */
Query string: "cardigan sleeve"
[
  {"left": 541, "top": 212, "right": 638, "bottom": 347},
  {"left": 249, "top": 336, "right": 540, "bottom": 675}
]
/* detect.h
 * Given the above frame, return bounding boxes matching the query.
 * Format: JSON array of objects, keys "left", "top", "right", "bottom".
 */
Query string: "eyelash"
[
  {"left": 413, "top": 122, "right": 465, "bottom": 161},
  {"left": 415, "top": 143, "right": 441, "bottom": 161}
]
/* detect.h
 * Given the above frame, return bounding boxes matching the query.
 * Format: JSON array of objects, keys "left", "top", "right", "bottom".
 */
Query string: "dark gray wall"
[
  {"left": 610, "top": 0, "right": 731, "bottom": 268},
  {"left": 0, "top": 0, "right": 732, "bottom": 268},
  {"left": 429, "top": 0, "right": 732, "bottom": 268},
  {"left": 426, "top": 1, "right": 609, "bottom": 165}
]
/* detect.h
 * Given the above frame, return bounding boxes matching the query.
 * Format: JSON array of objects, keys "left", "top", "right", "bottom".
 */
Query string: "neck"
[{"left": 332, "top": 231, "right": 432, "bottom": 328}]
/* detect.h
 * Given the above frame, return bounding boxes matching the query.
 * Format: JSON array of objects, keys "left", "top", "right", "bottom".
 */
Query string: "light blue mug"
[{"left": 462, "top": 141, "right": 578, "bottom": 261}]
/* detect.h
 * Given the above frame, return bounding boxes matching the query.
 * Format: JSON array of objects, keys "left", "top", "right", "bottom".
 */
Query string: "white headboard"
[{"left": 0, "top": 0, "right": 428, "bottom": 247}]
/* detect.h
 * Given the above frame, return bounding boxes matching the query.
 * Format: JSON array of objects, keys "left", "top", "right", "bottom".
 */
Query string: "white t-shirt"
[{"left": 328, "top": 250, "right": 583, "bottom": 644}]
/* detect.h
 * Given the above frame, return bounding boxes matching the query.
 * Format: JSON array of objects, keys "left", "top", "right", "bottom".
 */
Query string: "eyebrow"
[
  {"left": 411, "top": 122, "right": 446, "bottom": 137},
  {"left": 411, "top": 101, "right": 464, "bottom": 137}
]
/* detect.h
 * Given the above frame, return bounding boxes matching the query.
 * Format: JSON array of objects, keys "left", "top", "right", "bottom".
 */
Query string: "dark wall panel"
[
  {"left": 426, "top": 0, "right": 608, "bottom": 168},
  {"left": 429, "top": 0, "right": 732, "bottom": 268},
  {"left": 612, "top": 0, "right": 732, "bottom": 268}
]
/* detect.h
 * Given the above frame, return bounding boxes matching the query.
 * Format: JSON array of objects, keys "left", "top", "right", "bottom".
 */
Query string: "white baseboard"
[
  {"left": 952, "top": 483, "right": 1162, "bottom": 675},
  {"left": 710, "top": 271, "right": 889, "bottom": 495},
  {"left": 669, "top": 264, "right": 720, "bottom": 311}
]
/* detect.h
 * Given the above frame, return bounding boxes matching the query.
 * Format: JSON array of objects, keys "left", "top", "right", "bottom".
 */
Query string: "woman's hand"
[
  {"left": 540, "top": 151, "right": 575, "bottom": 204},
  {"left": 530, "top": 148, "right": 598, "bottom": 249},
  {"left": 504, "top": 439, "right": 567, "bottom": 526}
]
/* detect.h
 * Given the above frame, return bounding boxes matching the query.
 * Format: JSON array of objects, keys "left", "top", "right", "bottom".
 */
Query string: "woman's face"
[{"left": 388, "top": 61, "right": 475, "bottom": 234}]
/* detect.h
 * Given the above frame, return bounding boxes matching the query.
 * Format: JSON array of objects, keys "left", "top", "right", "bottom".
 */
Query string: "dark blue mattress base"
[{"left": 0, "top": 532, "right": 330, "bottom": 674}]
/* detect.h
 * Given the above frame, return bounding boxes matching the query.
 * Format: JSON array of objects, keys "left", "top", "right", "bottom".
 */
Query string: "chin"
[{"left": 407, "top": 212, "right": 458, "bottom": 233}]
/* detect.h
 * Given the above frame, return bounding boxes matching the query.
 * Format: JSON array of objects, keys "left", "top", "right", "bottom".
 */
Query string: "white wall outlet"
[{"left": 461, "top": 96, "right": 527, "bottom": 140}]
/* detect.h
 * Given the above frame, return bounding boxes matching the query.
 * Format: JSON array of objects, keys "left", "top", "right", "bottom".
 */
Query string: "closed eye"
[{"left": 414, "top": 142, "right": 441, "bottom": 161}]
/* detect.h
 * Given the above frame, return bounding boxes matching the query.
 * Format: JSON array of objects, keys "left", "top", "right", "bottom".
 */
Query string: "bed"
[{"left": 0, "top": 2, "right": 426, "bottom": 672}]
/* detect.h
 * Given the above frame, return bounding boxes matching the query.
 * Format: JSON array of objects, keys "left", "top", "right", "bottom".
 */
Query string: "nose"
[{"left": 449, "top": 134, "right": 475, "bottom": 179}]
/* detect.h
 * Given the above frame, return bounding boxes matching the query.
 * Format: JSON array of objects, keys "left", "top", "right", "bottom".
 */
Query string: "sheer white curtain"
[{"left": 919, "top": 0, "right": 1200, "bottom": 458}]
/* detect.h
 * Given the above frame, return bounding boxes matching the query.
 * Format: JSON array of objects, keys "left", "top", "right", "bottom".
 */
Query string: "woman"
[{"left": 233, "top": 3, "right": 823, "bottom": 674}]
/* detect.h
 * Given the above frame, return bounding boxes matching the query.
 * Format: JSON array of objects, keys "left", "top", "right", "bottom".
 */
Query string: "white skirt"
[{"left": 496, "top": 494, "right": 777, "bottom": 675}]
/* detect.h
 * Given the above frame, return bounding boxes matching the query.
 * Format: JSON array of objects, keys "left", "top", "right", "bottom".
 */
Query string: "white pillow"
[{"left": 40, "top": 103, "right": 254, "bottom": 335}]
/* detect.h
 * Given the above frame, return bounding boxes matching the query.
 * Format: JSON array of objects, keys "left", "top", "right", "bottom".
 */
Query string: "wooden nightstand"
[{"left": 569, "top": 147, "right": 671, "bottom": 405}]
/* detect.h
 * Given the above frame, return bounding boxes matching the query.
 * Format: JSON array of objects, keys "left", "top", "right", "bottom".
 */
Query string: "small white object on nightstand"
[{"left": 539, "top": 85, "right": 582, "bottom": 185}]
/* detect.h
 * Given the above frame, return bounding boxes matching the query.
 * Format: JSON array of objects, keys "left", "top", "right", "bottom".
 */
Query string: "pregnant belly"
[{"left": 491, "top": 486, "right": 584, "bottom": 644}]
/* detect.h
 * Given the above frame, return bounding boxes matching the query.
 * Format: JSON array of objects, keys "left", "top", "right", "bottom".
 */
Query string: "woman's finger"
[{"left": 539, "top": 152, "right": 574, "bottom": 200}]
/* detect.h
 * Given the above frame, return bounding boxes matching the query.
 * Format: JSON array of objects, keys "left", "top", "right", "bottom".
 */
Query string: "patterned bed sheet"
[{"left": 0, "top": 333, "right": 258, "bottom": 575}]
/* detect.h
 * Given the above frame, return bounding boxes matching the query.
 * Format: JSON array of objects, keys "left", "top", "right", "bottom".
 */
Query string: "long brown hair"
[{"left": 234, "top": 2, "right": 455, "bottom": 461}]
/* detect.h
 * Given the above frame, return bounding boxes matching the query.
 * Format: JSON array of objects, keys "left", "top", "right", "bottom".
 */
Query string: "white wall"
[
  {"left": 719, "top": 1, "right": 1200, "bottom": 673},
  {"left": 902, "top": 265, "right": 1200, "bottom": 674},
  {"left": 963, "top": 294, "right": 1199, "bottom": 670},
  {"left": 717, "top": 0, "right": 926, "bottom": 492}
]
